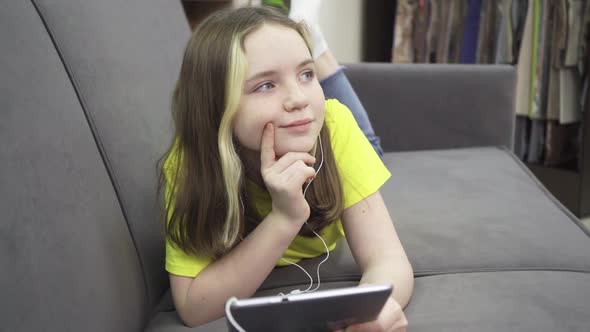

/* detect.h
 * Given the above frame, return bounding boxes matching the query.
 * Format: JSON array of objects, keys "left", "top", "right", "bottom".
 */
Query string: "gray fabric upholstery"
[
  {"left": 149, "top": 271, "right": 590, "bottom": 332},
  {"left": 188, "top": 147, "right": 590, "bottom": 292},
  {"left": 32, "top": 0, "right": 190, "bottom": 308},
  {"left": 382, "top": 147, "right": 590, "bottom": 275},
  {"left": 345, "top": 63, "right": 516, "bottom": 153},
  {"left": 2, "top": 1, "right": 589, "bottom": 331},
  {"left": 406, "top": 271, "right": 590, "bottom": 332},
  {"left": 0, "top": 1, "right": 145, "bottom": 331}
]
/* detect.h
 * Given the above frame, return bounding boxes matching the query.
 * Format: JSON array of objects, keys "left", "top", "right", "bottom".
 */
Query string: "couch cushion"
[
  {"left": 383, "top": 147, "right": 590, "bottom": 275},
  {"left": 0, "top": 1, "right": 146, "bottom": 331},
  {"left": 403, "top": 271, "right": 590, "bottom": 332},
  {"left": 147, "top": 271, "right": 590, "bottom": 331},
  {"left": 32, "top": 0, "right": 190, "bottom": 307}
]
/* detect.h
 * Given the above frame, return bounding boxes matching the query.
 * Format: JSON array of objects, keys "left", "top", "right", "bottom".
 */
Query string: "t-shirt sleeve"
[
  {"left": 163, "top": 145, "right": 213, "bottom": 278},
  {"left": 325, "top": 99, "right": 391, "bottom": 209},
  {"left": 166, "top": 240, "right": 212, "bottom": 277}
]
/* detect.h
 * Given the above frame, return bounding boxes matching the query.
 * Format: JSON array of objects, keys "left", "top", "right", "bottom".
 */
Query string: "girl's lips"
[
  {"left": 282, "top": 118, "right": 313, "bottom": 127},
  {"left": 281, "top": 120, "right": 312, "bottom": 133}
]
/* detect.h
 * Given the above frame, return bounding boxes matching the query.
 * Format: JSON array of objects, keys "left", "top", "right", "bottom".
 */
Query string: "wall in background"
[{"left": 319, "top": 0, "right": 363, "bottom": 63}]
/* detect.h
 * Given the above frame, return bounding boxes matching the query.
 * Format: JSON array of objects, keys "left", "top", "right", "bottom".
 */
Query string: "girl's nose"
[{"left": 283, "top": 83, "right": 309, "bottom": 111}]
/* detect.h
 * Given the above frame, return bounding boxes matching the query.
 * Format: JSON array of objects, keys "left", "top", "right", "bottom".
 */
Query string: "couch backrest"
[
  {"left": 34, "top": 0, "right": 189, "bottom": 308},
  {"left": 1, "top": 1, "right": 145, "bottom": 331},
  {"left": 1, "top": 0, "right": 189, "bottom": 331},
  {"left": 345, "top": 63, "right": 516, "bottom": 152}
]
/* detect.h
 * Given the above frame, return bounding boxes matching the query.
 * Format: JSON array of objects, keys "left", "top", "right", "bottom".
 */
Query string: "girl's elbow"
[
  {"left": 176, "top": 307, "right": 197, "bottom": 328},
  {"left": 176, "top": 302, "right": 221, "bottom": 328},
  {"left": 178, "top": 311, "right": 207, "bottom": 329},
  {"left": 175, "top": 300, "right": 207, "bottom": 328}
]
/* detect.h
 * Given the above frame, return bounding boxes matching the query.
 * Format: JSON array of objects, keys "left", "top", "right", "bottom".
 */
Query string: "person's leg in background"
[
  {"left": 289, "top": 0, "right": 384, "bottom": 157},
  {"left": 318, "top": 54, "right": 384, "bottom": 157}
]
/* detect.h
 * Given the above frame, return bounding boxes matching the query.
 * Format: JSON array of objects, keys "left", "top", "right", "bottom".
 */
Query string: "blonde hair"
[
  {"left": 158, "top": 6, "right": 343, "bottom": 259},
  {"left": 217, "top": 36, "right": 247, "bottom": 247}
]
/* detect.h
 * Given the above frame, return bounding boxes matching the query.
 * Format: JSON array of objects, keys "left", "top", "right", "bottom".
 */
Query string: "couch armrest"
[{"left": 344, "top": 63, "right": 516, "bottom": 152}]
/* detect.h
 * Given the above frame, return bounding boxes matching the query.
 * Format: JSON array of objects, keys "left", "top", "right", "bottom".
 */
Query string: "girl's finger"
[
  {"left": 260, "top": 123, "right": 276, "bottom": 170},
  {"left": 281, "top": 160, "right": 317, "bottom": 187},
  {"left": 272, "top": 151, "right": 316, "bottom": 173}
]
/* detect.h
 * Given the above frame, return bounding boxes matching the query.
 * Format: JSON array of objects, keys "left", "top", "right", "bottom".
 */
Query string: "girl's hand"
[
  {"left": 334, "top": 296, "right": 408, "bottom": 332},
  {"left": 260, "top": 123, "right": 317, "bottom": 224}
]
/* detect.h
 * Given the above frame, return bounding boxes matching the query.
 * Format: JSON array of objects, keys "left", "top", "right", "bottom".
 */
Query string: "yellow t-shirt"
[{"left": 165, "top": 99, "right": 391, "bottom": 277}]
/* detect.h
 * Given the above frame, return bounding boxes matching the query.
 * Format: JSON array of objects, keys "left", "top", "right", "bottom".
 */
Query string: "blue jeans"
[{"left": 319, "top": 67, "right": 384, "bottom": 157}]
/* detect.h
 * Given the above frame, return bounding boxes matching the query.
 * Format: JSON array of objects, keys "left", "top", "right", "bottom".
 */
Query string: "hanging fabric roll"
[
  {"left": 392, "top": 0, "right": 418, "bottom": 63},
  {"left": 514, "top": 0, "right": 535, "bottom": 160},
  {"left": 564, "top": 0, "right": 584, "bottom": 67},
  {"left": 527, "top": 0, "right": 552, "bottom": 163},
  {"left": 511, "top": 0, "right": 529, "bottom": 63},
  {"left": 436, "top": 0, "right": 452, "bottom": 63},
  {"left": 412, "top": 0, "right": 431, "bottom": 63},
  {"left": 546, "top": 0, "right": 565, "bottom": 123},
  {"left": 459, "top": 0, "right": 483, "bottom": 63},
  {"left": 447, "top": 0, "right": 468, "bottom": 63},
  {"left": 494, "top": 0, "right": 514, "bottom": 64},
  {"left": 426, "top": 0, "right": 441, "bottom": 62}
]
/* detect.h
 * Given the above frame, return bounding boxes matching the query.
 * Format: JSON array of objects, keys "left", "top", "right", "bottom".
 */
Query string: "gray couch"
[{"left": 2, "top": 1, "right": 589, "bottom": 331}]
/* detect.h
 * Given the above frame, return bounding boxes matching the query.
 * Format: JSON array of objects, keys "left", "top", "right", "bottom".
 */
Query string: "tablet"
[{"left": 226, "top": 284, "right": 393, "bottom": 331}]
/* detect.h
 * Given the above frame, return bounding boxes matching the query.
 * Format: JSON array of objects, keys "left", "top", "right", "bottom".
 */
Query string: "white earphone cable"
[
  {"left": 228, "top": 136, "right": 330, "bottom": 332},
  {"left": 278, "top": 257, "right": 314, "bottom": 295},
  {"left": 303, "top": 134, "right": 324, "bottom": 197},
  {"left": 280, "top": 135, "right": 329, "bottom": 295},
  {"left": 225, "top": 297, "right": 246, "bottom": 332}
]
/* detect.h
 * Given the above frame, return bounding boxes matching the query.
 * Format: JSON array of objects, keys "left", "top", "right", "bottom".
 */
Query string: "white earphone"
[
  {"left": 227, "top": 136, "right": 329, "bottom": 331},
  {"left": 279, "top": 134, "right": 329, "bottom": 296}
]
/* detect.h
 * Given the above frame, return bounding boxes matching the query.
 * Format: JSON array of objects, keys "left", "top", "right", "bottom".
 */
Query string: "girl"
[{"left": 160, "top": 6, "right": 413, "bottom": 331}]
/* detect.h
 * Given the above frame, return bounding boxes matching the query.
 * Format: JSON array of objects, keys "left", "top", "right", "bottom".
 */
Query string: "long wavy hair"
[{"left": 158, "top": 6, "right": 343, "bottom": 259}]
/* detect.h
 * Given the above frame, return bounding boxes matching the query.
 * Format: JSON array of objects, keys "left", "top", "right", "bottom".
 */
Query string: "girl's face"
[{"left": 233, "top": 24, "right": 325, "bottom": 158}]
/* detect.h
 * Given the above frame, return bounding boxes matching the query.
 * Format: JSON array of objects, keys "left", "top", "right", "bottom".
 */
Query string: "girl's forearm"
[
  {"left": 180, "top": 211, "right": 302, "bottom": 327},
  {"left": 359, "top": 259, "right": 414, "bottom": 309}
]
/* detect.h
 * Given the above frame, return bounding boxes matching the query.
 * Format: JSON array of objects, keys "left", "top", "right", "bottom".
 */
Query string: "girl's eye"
[
  {"left": 300, "top": 70, "right": 315, "bottom": 82},
  {"left": 255, "top": 82, "right": 275, "bottom": 92}
]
